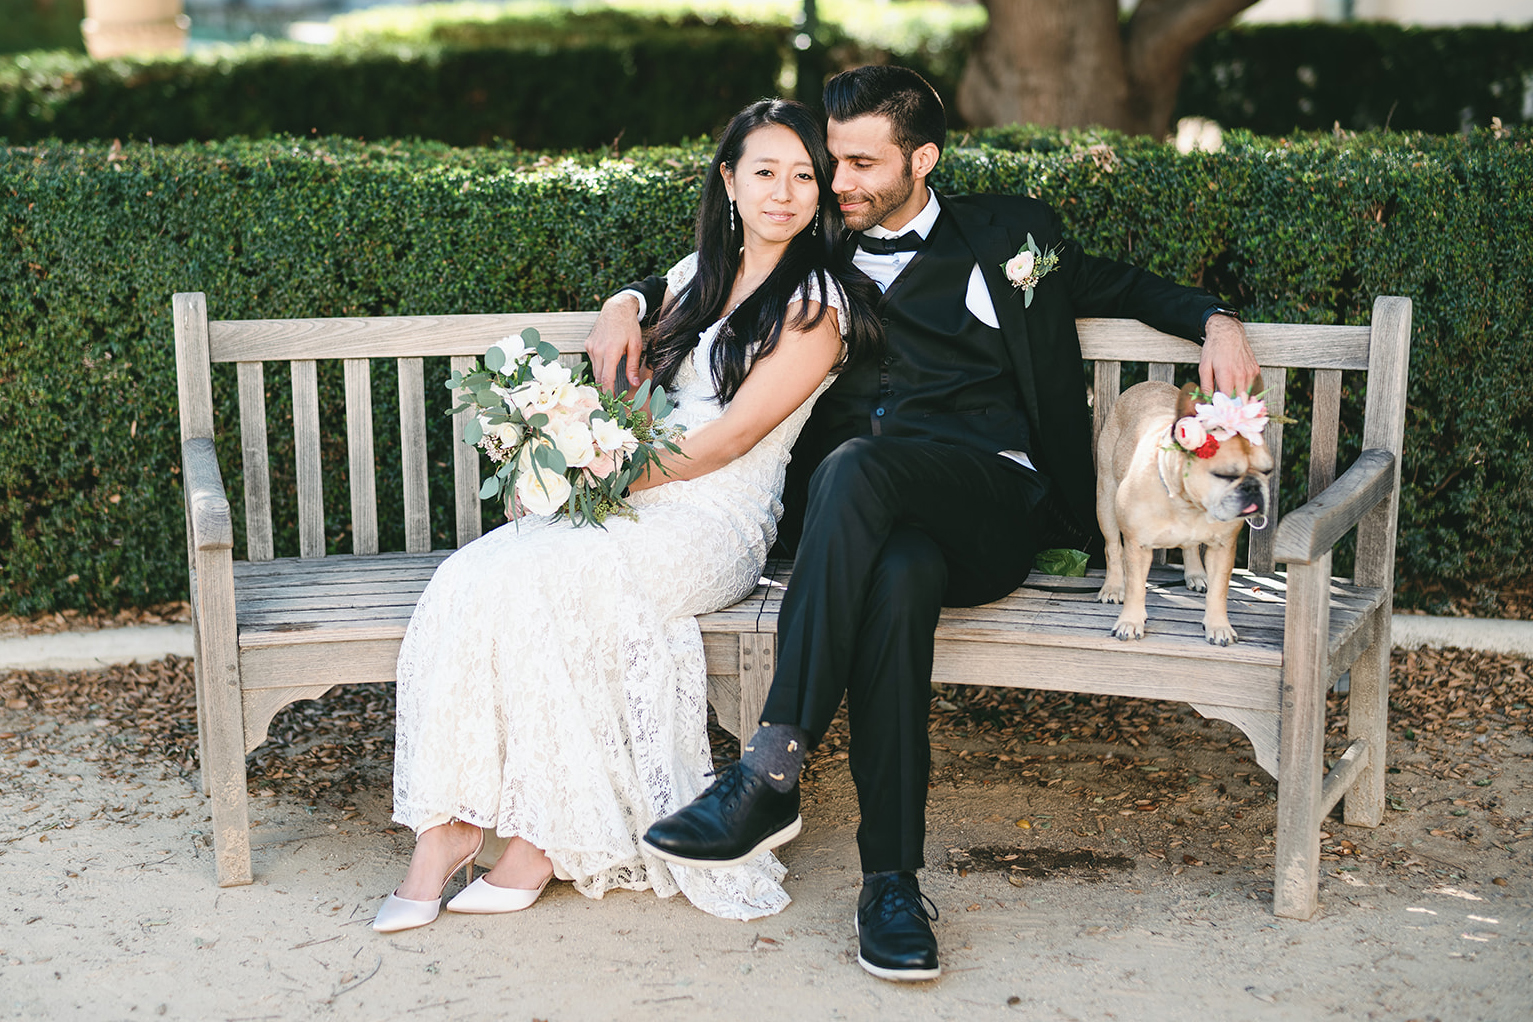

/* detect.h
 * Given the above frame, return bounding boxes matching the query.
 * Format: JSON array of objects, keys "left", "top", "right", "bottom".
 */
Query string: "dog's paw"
[
  {"left": 1184, "top": 571, "right": 1209, "bottom": 593},
  {"left": 1204, "top": 623, "right": 1239, "bottom": 646},
  {"left": 1096, "top": 584, "right": 1125, "bottom": 604},
  {"left": 1111, "top": 615, "right": 1145, "bottom": 640}
]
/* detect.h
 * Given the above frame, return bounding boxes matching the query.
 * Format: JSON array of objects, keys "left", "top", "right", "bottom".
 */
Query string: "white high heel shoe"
[
  {"left": 445, "top": 871, "right": 553, "bottom": 914},
  {"left": 372, "top": 829, "right": 485, "bottom": 933}
]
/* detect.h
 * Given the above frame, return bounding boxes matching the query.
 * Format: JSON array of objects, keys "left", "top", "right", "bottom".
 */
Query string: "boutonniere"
[{"left": 1001, "top": 233, "right": 1061, "bottom": 308}]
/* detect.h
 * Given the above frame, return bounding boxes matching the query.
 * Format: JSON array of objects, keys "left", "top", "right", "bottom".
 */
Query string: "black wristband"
[{"left": 1202, "top": 305, "right": 1242, "bottom": 332}]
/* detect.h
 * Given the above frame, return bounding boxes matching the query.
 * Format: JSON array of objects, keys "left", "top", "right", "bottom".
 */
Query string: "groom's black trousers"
[{"left": 761, "top": 436, "right": 1049, "bottom": 873}]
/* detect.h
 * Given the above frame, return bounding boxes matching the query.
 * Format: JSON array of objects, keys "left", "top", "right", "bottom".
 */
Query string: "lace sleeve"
[
  {"left": 791, "top": 274, "right": 851, "bottom": 337},
  {"left": 666, "top": 252, "right": 699, "bottom": 297}
]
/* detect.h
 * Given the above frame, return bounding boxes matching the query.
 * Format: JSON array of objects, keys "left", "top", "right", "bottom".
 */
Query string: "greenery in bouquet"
[{"left": 447, "top": 328, "right": 685, "bottom": 526}]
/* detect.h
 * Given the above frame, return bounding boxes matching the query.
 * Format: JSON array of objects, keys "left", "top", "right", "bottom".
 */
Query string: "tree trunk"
[{"left": 957, "top": 0, "right": 1257, "bottom": 138}]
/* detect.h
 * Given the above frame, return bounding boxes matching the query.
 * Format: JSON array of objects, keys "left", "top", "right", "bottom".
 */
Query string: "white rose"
[
  {"left": 548, "top": 418, "right": 598, "bottom": 469},
  {"left": 530, "top": 357, "right": 573, "bottom": 389},
  {"left": 478, "top": 415, "right": 523, "bottom": 448},
  {"left": 514, "top": 442, "right": 572, "bottom": 515},
  {"left": 590, "top": 417, "right": 638, "bottom": 454},
  {"left": 487, "top": 334, "right": 530, "bottom": 369},
  {"left": 1004, "top": 250, "right": 1036, "bottom": 285},
  {"left": 510, "top": 381, "right": 556, "bottom": 415},
  {"left": 1173, "top": 416, "right": 1207, "bottom": 451}
]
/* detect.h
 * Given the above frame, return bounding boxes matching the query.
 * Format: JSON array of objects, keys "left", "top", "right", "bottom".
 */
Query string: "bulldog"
[{"left": 1095, "top": 380, "right": 1274, "bottom": 646}]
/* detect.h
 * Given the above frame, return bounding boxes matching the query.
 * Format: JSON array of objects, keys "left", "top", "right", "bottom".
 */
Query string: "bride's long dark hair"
[{"left": 646, "top": 99, "right": 880, "bottom": 403}]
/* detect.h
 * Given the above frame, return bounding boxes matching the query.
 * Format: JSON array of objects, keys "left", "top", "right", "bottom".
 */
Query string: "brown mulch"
[
  {"left": 1396, "top": 575, "right": 1533, "bottom": 619},
  {"left": 0, "top": 602, "right": 191, "bottom": 641}
]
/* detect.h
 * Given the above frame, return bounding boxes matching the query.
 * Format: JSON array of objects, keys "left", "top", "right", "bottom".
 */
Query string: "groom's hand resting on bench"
[{"left": 586, "top": 292, "right": 646, "bottom": 394}]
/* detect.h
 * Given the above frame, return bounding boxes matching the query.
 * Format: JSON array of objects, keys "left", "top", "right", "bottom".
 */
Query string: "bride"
[{"left": 374, "top": 98, "right": 880, "bottom": 930}]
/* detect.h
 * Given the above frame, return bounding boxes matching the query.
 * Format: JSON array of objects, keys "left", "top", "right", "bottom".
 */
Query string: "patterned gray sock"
[{"left": 740, "top": 723, "right": 808, "bottom": 793}]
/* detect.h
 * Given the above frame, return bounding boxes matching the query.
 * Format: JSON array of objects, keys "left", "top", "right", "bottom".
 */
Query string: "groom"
[{"left": 586, "top": 66, "right": 1257, "bottom": 982}]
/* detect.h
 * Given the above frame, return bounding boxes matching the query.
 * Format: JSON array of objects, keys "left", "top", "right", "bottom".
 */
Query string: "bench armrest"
[
  {"left": 1273, "top": 448, "right": 1395, "bottom": 566},
  {"left": 183, "top": 437, "right": 234, "bottom": 552}
]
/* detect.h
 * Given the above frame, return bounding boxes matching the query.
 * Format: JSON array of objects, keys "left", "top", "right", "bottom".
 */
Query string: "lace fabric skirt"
[{"left": 391, "top": 489, "right": 789, "bottom": 921}]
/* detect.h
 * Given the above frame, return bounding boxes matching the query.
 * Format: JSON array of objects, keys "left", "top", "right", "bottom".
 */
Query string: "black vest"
[{"left": 810, "top": 213, "right": 1033, "bottom": 459}]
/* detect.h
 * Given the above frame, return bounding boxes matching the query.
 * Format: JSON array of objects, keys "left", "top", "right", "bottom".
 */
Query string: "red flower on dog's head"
[{"left": 1194, "top": 437, "right": 1220, "bottom": 459}]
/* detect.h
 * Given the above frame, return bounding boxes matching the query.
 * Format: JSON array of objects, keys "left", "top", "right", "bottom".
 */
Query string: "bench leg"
[
  {"left": 1344, "top": 615, "right": 1391, "bottom": 828},
  {"left": 1274, "top": 557, "right": 1331, "bottom": 920},
  {"left": 194, "top": 547, "right": 253, "bottom": 887},
  {"left": 737, "top": 633, "right": 774, "bottom": 750}
]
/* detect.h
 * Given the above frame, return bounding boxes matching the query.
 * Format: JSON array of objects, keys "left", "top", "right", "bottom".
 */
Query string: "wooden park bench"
[{"left": 174, "top": 291, "right": 1410, "bottom": 920}]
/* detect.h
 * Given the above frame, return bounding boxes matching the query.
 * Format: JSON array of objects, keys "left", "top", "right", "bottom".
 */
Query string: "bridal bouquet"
[{"left": 447, "top": 328, "right": 685, "bottom": 526}]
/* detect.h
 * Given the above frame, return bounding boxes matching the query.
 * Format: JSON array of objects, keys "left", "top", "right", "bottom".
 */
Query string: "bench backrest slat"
[
  {"left": 451, "top": 355, "right": 484, "bottom": 547},
  {"left": 1247, "top": 366, "right": 1288, "bottom": 574},
  {"left": 343, "top": 359, "right": 378, "bottom": 556},
  {"left": 1309, "top": 369, "right": 1343, "bottom": 499},
  {"left": 236, "top": 361, "right": 275, "bottom": 562},
  {"left": 291, "top": 360, "right": 325, "bottom": 559},
  {"left": 207, "top": 312, "right": 601, "bottom": 363},
  {"left": 398, "top": 357, "right": 432, "bottom": 554}
]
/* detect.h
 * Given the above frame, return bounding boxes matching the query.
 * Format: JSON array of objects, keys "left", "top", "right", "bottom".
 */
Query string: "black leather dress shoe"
[
  {"left": 641, "top": 761, "right": 802, "bottom": 867},
  {"left": 855, "top": 871, "right": 940, "bottom": 981}
]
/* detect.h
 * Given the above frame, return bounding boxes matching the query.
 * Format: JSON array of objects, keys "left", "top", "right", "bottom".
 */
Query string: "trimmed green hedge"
[
  {"left": 1, "top": 128, "right": 1529, "bottom": 615},
  {"left": 3, "top": 7, "right": 1528, "bottom": 146},
  {"left": 1177, "top": 22, "right": 1533, "bottom": 135},
  {"left": 0, "top": 17, "right": 786, "bottom": 149}
]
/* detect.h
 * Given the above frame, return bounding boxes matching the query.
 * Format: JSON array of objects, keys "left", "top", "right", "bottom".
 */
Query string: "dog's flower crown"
[{"left": 1172, "top": 389, "right": 1269, "bottom": 459}]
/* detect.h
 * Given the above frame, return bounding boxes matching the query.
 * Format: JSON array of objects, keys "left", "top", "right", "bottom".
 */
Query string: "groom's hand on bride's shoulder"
[
  {"left": 1199, "top": 313, "right": 1260, "bottom": 397},
  {"left": 587, "top": 292, "right": 646, "bottom": 393}
]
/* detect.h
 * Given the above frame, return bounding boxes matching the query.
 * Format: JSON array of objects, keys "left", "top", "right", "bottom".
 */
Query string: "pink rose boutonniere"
[{"left": 1001, "top": 233, "right": 1061, "bottom": 308}]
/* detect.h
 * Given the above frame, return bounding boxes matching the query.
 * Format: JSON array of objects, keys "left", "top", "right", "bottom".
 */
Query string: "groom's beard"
[{"left": 837, "top": 160, "right": 917, "bottom": 232}]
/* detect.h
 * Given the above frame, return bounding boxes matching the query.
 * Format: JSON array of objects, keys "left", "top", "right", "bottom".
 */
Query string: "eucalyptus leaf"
[
  {"left": 1025, "top": 288, "right": 1035, "bottom": 309},
  {"left": 462, "top": 418, "right": 483, "bottom": 444},
  {"left": 522, "top": 327, "right": 541, "bottom": 345},
  {"left": 527, "top": 412, "right": 548, "bottom": 429},
  {"left": 484, "top": 346, "right": 506, "bottom": 373},
  {"left": 536, "top": 340, "right": 560, "bottom": 363},
  {"left": 479, "top": 476, "right": 501, "bottom": 499}
]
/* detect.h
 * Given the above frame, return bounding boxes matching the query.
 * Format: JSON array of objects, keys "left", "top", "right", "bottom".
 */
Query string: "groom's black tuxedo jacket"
[{"left": 629, "top": 192, "right": 1219, "bottom": 551}]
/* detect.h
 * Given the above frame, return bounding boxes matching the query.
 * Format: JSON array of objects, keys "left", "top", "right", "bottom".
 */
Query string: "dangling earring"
[
  {"left": 728, "top": 200, "right": 736, "bottom": 235},
  {"left": 812, "top": 208, "right": 820, "bottom": 236}
]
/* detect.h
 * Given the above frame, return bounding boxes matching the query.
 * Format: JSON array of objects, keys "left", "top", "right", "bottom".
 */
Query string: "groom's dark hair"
[{"left": 823, "top": 65, "right": 946, "bottom": 159}]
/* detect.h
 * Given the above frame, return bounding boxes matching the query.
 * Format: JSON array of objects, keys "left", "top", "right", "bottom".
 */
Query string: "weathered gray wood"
[
  {"left": 174, "top": 293, "right": 216, "bottom": 441},
  {"left": 398, "top": 357, "right": 431, "bottom": 553},
  {"left": 1147, "top": 362, "right": 1176, "bottom": 385},
  {"left": 1309, "top": 369, "right": 1342, "bottom": 498},
  {"left": 1190, "top": 704, "right": 1280, "bottom": 777},
  {"left": 182, "top": 439, "right": 233, "bottom": 552},
  {"left": 1317, "top": 737, "right": 1370, "bottom": 825},
  {"left": 1092, "top": 360, "right": 1121, "bottom": 453},
  {"left": 1274, "top": 555, "right": 1332, "bottom": 920},
  {"left": 1272, "top": 450, "right": 1395, "bottom": 565},
  {"left": 1076, "top": 320, "right": 1371, "bottom": 370},
  {"left": 344, "top": 359, "right": 379, "bottom": 556},
  {"left": 236, "top": 362, "right": 274, "bottom": 562},
  {"left": 290, "top": 360, "right": 325, "bottom": 559},
  {"left": 1247, "top": 366, "right": 1285, "bottom": 574},
  {"left": 194, "top": 538, "right": 251, "bottom": 887},
  {"left": 451, "top": 355, "right": 483, "bottom": 547},
  {"left": 738, "top": 633, "right": 774, "bottom": 738},
  {"left": 207, "top": 311, "right": 600, "bottom": 363},
  {"left": 242, "top": 683, "right": 340, "bottom": 753},
  {"left": 1346, "top": 296, "right": 1412, "bottom": 827}
]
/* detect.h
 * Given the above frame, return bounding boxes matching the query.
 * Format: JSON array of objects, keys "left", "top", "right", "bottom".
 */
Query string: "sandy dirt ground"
[{"left": 2, "top": 647, "right": 1530, "bottom": 1021}]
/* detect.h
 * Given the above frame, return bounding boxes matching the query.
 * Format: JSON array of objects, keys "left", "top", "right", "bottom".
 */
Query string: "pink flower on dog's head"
[{"left": 1195, "top": 391, "right": 1268, "bottom": 445}]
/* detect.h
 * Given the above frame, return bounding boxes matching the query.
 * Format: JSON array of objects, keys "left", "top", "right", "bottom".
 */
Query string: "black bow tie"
[{"left": 854, "top": 231, "right": 924, "bottom": 255}]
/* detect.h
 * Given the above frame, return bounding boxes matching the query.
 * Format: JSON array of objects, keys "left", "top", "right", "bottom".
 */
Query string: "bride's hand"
[{"left": 586, "top": 293, "right": 647, "bottom": 393}]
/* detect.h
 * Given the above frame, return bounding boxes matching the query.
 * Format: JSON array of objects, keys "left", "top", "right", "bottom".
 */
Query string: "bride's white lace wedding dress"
[{"left": 391, "top": 255, "right": 844, "bottom": 920}]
